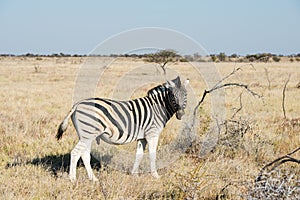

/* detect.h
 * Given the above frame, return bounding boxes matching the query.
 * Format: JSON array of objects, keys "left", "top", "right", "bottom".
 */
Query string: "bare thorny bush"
[
  {"left": 216, "top": 92, "right": 254, "bottom": 159},
  {"left": 186, "top": 63, "right": 261, "bottom": 157},
  {"left": 162, "top": 63, "right": 262, "bottom": 199},
  {"left": 248, "top": 147, "right": 300, "bottom": 199},
  {"left": 167, "top": 59, "right": 300, "bottom": 199},
  {"left": 249, "top": 168, "right": 300, "bottom": 199},
  {"left": 245, "top": 73, "right": 300, "bottom": 199}
]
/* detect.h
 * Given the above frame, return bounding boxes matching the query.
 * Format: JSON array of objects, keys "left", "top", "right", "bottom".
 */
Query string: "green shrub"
[{"left": 272, "top": 56, "right": 281, "bottom": 62}]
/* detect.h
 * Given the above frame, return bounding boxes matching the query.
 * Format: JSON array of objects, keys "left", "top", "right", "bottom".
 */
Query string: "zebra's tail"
[{"left": 56, "top": 106, "right": 76, "bottom": 140}]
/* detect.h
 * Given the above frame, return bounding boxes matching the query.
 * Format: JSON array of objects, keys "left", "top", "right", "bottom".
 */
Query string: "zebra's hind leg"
[
  {"left": 81, "top": 140, "right": 98, "bottom": 182},
  {"left": 69, "top": 140, "right": 85, "bottom": 182},
  {"left": 69, "top": 140, "right": 98, "bottom": 182},
  {"left": 131, "top": 139, "right": 147, "bottom": 175}
]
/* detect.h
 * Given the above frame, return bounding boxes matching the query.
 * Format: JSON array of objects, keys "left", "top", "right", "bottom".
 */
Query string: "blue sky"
[{"left": 0, "top": 0, "right": 299, "bottom": 55}]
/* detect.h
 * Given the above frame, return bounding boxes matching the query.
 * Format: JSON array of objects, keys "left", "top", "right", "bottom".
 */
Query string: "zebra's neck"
[{"left": 145, "top": 85, "right": 176, "bottom": 124}]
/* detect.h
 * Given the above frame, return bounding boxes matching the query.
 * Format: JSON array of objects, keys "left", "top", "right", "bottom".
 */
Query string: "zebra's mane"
[{"left": 147, "top": 84, "right": 167, "bottom": 96}]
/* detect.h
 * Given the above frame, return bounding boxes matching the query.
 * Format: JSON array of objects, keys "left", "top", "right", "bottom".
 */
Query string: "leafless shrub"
[
  {"left": 171, "top": 163, "right": 209, "bottom": 199},
  {"left": 189, "top": 64, "right": 261, "bottom": 157},
  {"left": 257, "top": 147, "right": 300, "bottom": 179},
  {"left": 219, "top": 118, "right": 251, "bottom": 144},
  {"left": 249, "top": 168, "right": 300, "bottom": 199},
  {"left": 193, "top": 63, "right": 261, "bottom": 121},
  {"left": 216, "top": 102, "right": 252, "bottom": 158},
  {"left": 248, "top": 147, "right": 300, "bottom": 199},
  {"left": 34, "top": 64, "right": 41, "bottom": 73}
]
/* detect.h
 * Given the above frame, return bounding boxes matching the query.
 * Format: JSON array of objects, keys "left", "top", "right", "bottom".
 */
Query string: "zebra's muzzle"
[{"left": 176, "top": 109, "right": 185, "bottom": 120}]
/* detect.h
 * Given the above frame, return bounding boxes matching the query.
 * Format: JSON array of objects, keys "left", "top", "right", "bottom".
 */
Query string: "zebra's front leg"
[
  {"left": 146, "top": 135, "right": 160, "bottom": 178},
  {"left": 131, "top": 139, "right": 147, "bottom": 175}
]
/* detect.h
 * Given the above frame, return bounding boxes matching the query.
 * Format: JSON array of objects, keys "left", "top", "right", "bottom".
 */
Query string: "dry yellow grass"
[{"left": 0, "top": 56, "right": 299, "bottom": 199}]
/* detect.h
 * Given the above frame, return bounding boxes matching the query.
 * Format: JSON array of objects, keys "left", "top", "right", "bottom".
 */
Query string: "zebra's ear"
[
  {"left": 184, "top": 79, "right": 189, "bottom": 88},
  {"left": 166, "top": 80, "right": 176, "bottom": 88},
  {"left": 172, "top": 76, "right": 181, "bottom": 88}
]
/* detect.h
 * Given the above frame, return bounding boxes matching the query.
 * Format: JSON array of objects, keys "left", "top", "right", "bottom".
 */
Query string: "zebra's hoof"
[
  {"left": 151, "top": 171, "right": 160, "bottom": 179},
  {"left": 92, "top": 177, "right": 99, "bottom": 182},
  {"left": 69, "top": 176, "right": 76, "bottom": 183},
  {"left": 90, "top": 175, "right": 99, "bottom": 182}
]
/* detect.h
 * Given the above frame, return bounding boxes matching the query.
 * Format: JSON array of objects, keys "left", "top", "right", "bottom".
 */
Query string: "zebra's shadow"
[{"left": 5, "top": 153, "right": 112, "bottom": 177}]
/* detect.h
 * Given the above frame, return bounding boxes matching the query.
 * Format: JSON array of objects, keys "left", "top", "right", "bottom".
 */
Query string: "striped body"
[
  {"left": 56, "top": 76, "right": 188, "bottom": 181},
  {"left": 74, "top": 88, "right": 175, "bottom": 145},
  {"left": 73, "top": 85, "right": 177, "bottom": 145}
]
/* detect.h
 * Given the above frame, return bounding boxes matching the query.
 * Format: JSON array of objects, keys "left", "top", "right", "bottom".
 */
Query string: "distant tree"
[
  {"left": 272, "top": 56, "right": 281, "bottom": 62},
  {"left": 218, "top": 52, "right": 226, "bottom": 62},
  {"left": 109, "top": 54, "right": 119, "bottom": 57},
  {"left": 210, "top": 54, "right": 217, "bottom": 62},
  {"left": 230, "top": 53, "right": 238, "bottom": 58},
  {"left": 246, "top": 53, "right": 271, "bottom": 62},
  {"left": 25, "top": 53, "right": 35, "bottom": 57},
  {"left": 144, "top": 50, "right": 179, "bottom": 74},
  {"left": 238, "top": 58, "right": 246, "bottom": 62},
  {"left": 51, "top": 53, "right": 60, "bottom": 57},
  {"left": 184, "top": 55, "right": 194, "bottom": 62},
  {"left": 179, "top": 57, "right": 188, "bottom": 62},
  {"left": 193, "top": 52, "right": 201, "bottom": 61},
  {"left": 248, "top": 57, "right": 256, "bottom": 62}
]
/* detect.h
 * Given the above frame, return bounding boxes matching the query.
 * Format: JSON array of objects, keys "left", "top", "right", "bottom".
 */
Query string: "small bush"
[
  {"left": 272, "top": 56, "right": 281, "bottom": 62},
  {"left": 34, "top": 64, "right": 41, "bottom": 73},
  {"left": 211, "top": 55, "right": 217, "bottom": 62},
  {"left": 248, "top": 168, "right": 300, "bottom": 199}
]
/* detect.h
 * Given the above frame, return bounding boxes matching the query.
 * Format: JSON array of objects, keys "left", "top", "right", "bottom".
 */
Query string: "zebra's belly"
[{"left": 98, "top": 128, "right": 145, "bottom": 145}]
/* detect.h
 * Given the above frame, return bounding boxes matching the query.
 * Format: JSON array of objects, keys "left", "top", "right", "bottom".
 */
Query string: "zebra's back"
[{"left": 72, "top": 97, "right": 153, "bottom": 144}]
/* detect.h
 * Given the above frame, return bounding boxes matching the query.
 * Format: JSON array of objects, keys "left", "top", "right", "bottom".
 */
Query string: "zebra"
[{"left": 56, "top": 76, "right": 189, "bottom": 181}]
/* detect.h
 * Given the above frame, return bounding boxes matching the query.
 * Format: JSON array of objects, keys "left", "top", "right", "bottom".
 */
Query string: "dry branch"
[
  {"left": 264, "top": 68, "right": 271, "bottom": 90},
  {"left": 256, "top": 147, "right": 300, "bottom": 182},
  {"left": 231, "top": 92, "right": 243, "bottom": 119},
  {"left": 214, "top": 63, "right": 255, "bottom": 87},
  {"left": 282, "top": 74, "right": 291, "bottom": 119},
  {"left": 192, "top": 64, "right": 261, "bottom": 125}
]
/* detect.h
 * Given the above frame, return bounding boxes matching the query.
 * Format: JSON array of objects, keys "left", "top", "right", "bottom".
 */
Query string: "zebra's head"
[{"left": 166, "top": 76, "right": 189, "bottom": 120}]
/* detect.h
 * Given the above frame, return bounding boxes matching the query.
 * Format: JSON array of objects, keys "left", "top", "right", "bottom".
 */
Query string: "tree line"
[{"left": 1, "top": 51, "right": 300, "bottom": 63}]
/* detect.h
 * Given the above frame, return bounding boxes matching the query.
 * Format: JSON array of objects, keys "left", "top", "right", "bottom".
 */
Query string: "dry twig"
[
  {"left": 256, "top": 147, "right": 300, "bottom": 182},
  {"left": 264, "top": 68, "right": 271, "bottom": 90},
  {"left": 282, "top": 74, "right": 291, "bottom": 119},
  {"left": 192, "top": 64, "right": 261, "bottom": 126},
  {"left": 231, "top": 92, "right": 243, "bottom": 119}
]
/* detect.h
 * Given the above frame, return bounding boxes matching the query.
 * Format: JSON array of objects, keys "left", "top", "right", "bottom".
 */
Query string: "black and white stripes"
[{"left": 56, "top": 76, "right": 189, "bottom": 181}]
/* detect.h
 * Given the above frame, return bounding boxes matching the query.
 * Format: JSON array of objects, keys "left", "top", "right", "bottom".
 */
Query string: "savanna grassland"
[{"left": 0, "top": 56, "right": 299, "bottom": 199}]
